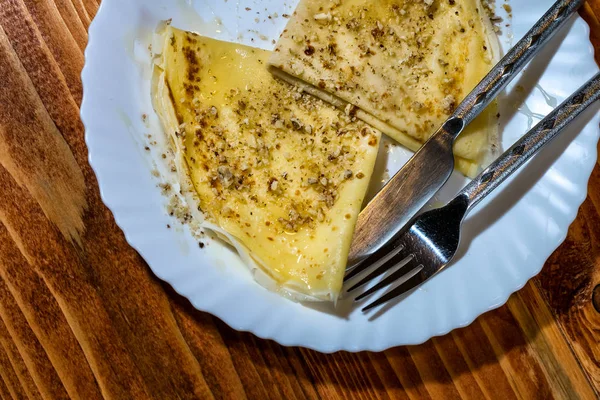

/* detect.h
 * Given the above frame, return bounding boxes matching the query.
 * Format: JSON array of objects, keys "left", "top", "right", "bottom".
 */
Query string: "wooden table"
[{"left": 0, "top": 1, "right": 598, "bottom": 399}]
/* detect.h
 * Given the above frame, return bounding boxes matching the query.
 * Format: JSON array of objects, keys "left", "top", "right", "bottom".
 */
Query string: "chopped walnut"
[
  {"left": 316, "top": 208, "right": 325, "bottom": 222},
  {"left": 412, "top": 101, "right": 424, "bottom": 110},
  {"left": 217, "top": 166, "right": 233, "bottom": 187},
  {"left": 290, "top": 117, "right": 303, "bottom": 130},
  {"left": 442, "top": 95, "right": 457, "bottom": 113},
  {"left": 313, "top": 12, "right": 332, "bottom": 22},
  {"left": 222, "top": 205, "right": 233, "bottom": 216}
]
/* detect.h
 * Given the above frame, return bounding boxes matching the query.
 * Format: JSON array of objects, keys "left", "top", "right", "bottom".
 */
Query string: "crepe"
[
  {"left": 151, "top": 25, "right": 380, "bottom": 301},
  {"left": 269, "top": 0, "right": 500, "bottom": 177}
]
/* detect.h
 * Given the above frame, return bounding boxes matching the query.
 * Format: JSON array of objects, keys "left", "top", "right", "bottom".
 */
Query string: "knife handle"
[
  {"left": 460, "top": 72, "right": 600, "bottom": 211},
  {"left": 446, "top": 0, "right": 585, "bottom": 138}
]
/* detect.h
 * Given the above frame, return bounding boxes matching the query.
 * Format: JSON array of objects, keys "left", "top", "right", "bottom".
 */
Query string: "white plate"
[{"left": 82, "top": 0, "right": 600, "bottom": 352}]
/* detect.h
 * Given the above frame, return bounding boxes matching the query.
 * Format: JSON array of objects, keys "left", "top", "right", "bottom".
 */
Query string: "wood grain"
[
  {"left": 0, "top": 319, "right": 42, "bottom": 400},
  {"left": 0, "top": 223, "right": 100, "bottom": 399},
  {"left": 0, "top": 16, "right": 87, "bottom": 245},
  {"left": 0, "top": 0, "right": 598, "bottom": 399}
]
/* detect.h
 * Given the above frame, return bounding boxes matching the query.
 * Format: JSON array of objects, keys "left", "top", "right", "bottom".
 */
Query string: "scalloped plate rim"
[{"left": 81, "top": 0, "right": 600, "bottom": 353}]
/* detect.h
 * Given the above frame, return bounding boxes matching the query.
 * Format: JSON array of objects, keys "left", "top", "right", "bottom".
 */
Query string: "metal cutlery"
[
  {"left": 347, "top": 0, "right": 586, "bottom": 267},
  {"left": 346, "top": 72, "right": 600, "bottom": 312}
]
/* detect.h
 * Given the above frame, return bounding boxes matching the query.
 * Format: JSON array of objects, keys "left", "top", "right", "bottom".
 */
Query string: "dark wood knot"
[{"left": 593, "top": 284, "right": 600, "bottom": 313}]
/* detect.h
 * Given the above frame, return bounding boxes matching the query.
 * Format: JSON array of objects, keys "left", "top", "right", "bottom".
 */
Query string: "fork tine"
[
  {"left": 344, "top": 242, "right": 405, "bottom": 282},
  {"left": 346, "top": 252, "right": 413, "bottom": 293},
  {"left": 343, "top": 259, "right": 370, "bottom": 282},
  {"left": 362, "top": 269, "right": 425, "bottom": 312},
  {"left": 353, "top": 258, "right": 419, "bottom": 302}
]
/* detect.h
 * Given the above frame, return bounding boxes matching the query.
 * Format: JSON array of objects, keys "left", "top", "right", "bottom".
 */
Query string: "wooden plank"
[
  {"left": 406, "top": 343, "right": 462, "bottom": 399},
  {"left": 431, "top": 336, "right": 486, "bottom": 399},
  {"left": 0, "top": 344, "right": 27, "bottom": 400},
  {"left": 166, "top": 287, "right": 248, "bottom": 400},
  {"left": 279, "top": 347, "right": 322, "bottom": 400},
  {"left": 532, "top": 2, "right": 600, "bottom": 397},
  {"left": 0, "top": 224, "right": 100, "bottom": 400},
  {"left": 81, "top": 0, "right": 99, "bottom": 21},
  {"left": 0, "top": 377, "right": 12, "bottom": 400},
  {"left": 49, "top": 0, "right": 91, "bottom": 40},
  {"left": 451, "top": 322, "right": 517, "bottom": 400},
  {"left": 508, "top": 283, "right": 597, "bottom": 398},
  {"left": 0, "top": 167, "right": 153, "bottom": 399},
  {"left": 0, "top": 2, "right": 227, "bottom": 398},
  {"left": 0, "top": 13, "right": 233, "bottom": 400},
  {"left": 16, "top": 0, "right": 86, "bottom": 102},
  {"left": 0, "top": 318, "right": 42, "bottom": 400},
  {"left": 534, "top": 162, "right": 600, "bottom": 395},
  {"left": 215, "top": 326, "right": 272, "bottom": 399},
  {"left": 0, "top": 19, "right": 87, "bottom": 245},
  {"left": 582, "top": 2, "right": 600, "bottom": 64}
]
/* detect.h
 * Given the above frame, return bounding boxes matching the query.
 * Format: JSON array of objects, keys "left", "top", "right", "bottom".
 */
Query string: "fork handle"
[
  {"left": 445, "top": 0, "right": 585, "bottom": 138},
  {"left": 460, "top": 72, "right": 600, "bottom": 211}
]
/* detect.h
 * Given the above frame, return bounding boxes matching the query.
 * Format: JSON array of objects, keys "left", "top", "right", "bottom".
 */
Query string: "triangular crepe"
[
  {"left": 269, "top": 0, "right": 500, "bottom": 176},
  {"left": 151, "top": 25, "right": 380, "bottom": 301}
]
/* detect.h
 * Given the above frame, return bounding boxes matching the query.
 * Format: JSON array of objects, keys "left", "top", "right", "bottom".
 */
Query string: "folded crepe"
[
  {"left": 269, "top": 0, "right": 500, "bottom": 177},
  {"left": 151, "top": 24, "right": 380, "bottom": 301}
]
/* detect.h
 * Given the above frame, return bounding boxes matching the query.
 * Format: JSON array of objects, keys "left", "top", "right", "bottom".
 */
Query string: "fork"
[{"left": 346, "top": 72, "right": 600, "bottom": 312}]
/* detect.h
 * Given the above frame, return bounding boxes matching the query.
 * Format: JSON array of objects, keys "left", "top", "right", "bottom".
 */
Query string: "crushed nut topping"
[
  {"left": 166, "top": 30, "right": 379, "bottom": 237},
  {"left": 442, "top": 95, "right": 457, "bottom": 113},
  {"left": 270, "top": 0, "right": 497, "bottom": 147},
  {"left": 269, "top": 179, "right": 279, "bottom": 191},
  {"left": 313, "top": 12, "right": 332, "bottom": 22}
]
